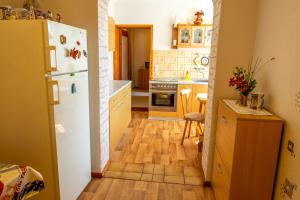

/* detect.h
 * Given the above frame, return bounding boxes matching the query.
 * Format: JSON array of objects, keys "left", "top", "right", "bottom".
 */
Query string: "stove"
[{"left": 149, "top": 79, "right": 178, "bottom": 112}]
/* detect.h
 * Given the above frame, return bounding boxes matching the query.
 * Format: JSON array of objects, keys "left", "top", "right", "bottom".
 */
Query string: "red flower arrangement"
[{"left": 229, "top": 57, "right": 275, "bottom": 104}]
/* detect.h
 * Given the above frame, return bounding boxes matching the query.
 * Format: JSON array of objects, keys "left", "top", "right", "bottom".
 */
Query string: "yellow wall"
[{"left": 253, "top": 0, "right": 300, "bottom": 198}]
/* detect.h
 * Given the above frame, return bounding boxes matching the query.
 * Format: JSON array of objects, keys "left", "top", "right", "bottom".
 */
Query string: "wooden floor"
[
  {"left": 78, "top": 112, "right": 214, "bottom": 200},
  {"left": 78, "top": 178, "right": 215, "bottom": 200},
  {"left": 111, "top": 112, "right": 201, "bottom": 167}
]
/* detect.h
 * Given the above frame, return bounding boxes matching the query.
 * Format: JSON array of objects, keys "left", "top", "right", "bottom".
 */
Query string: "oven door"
[{"left": 149, "top": 89, "right": 177, "bottom": 112}]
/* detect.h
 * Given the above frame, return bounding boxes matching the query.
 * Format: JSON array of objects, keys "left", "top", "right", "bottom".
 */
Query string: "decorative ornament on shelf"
[
  {"left": 194, "top": 10, "right": 204, "bottom": 25},
  {"left": 229, "top": 57, "right": 275, "bottom": 106},
  {"left": 56, "top": 13, "right": 62, "bottom": 23},
  {"left": 46, "top": 10, "right": 53, "bottom": 20},
  {"left": 23, "top": 0, "right": 40, "bottom": 10}
]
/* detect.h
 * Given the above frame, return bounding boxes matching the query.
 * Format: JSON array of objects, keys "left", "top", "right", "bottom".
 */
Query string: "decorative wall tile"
[{"left": 153, "top": 50, "right": 210, "bottom": 80}]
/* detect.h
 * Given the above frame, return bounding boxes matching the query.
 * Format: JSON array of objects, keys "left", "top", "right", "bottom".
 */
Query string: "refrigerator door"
[
  {"left": 51, "top": 71, "right": 91, "bottom": 200},
  {"left": 47, "top": 21, "right": 88, "bottom": 75}
]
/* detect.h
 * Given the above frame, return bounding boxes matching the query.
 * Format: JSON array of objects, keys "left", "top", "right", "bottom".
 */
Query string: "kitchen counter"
[
  {"left": 178, "top": 80, "right": 208, "bottom": 85},
  {"left": 109, "top": 80, "right": 131, "bottom": 98},
  {"left": 150, "top": 78, "right": 208, "bottom": 85}
]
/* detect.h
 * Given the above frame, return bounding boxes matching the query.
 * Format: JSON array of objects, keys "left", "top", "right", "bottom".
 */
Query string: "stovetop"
[
  {"left": 150, "top": 78, "right": 178, "bottom": 84},
  {"left": 149, "top": 78, "right": 178, "bottom": 90}
]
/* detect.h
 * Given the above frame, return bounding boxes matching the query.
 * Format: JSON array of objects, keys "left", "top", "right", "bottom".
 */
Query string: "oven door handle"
[{"left": 150, "top": 90, "right": 177, "bottom": 94}]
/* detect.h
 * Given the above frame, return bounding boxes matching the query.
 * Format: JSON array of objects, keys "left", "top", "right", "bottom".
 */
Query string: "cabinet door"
[
  {"left": 177, "top": 84, "right": 193, "bottom": 118},
  {"left": 191, "top": 26, "right": 205, "bottom": 47},
  {"left": 191, "top": 84, "right": 208, "bottom": 113},
  {"left": 177, "top": 25, "right": 192, "bottom": 48},
  {"left": 204, "top": 25, "right": 213, "bottom": 47}
]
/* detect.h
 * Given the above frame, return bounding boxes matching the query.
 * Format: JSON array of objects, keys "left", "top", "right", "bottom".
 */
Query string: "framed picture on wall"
[
  {"left": 204, "top": 25, "right": 213, "bottom": 47},
  {"left": 191, "top": 26, "right": 205, "bottom": 47}
]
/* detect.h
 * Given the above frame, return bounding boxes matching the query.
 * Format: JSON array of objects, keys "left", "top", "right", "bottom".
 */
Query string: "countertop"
[
  {"left": 150, "top": 79, "right": 208, "bottom": 85},
  {"left": 109, "top": 80, "right": 131, "bottom": 98},
  {"left": 178, "top": 80, "right": 208, "bottom": 85}
]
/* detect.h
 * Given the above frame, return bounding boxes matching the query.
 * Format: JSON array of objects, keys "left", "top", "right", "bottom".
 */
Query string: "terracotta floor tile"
[
  {"left": 143, "top": 164, "right": 154, "bottom": 174},
  {"left": 152, "top": 174, "right": 164, "bottom": 183},
  {"left": 104, "top": 171, "right": 123, "bottom": 179},
  {"left": 124, "top": 163, "right": 144, "bottom": 173},
  {"left": 141, "top": 173, "right": 153, "bottom": 182},
  {"left": 108, "top": 162, "right": 126, "bottom": 172},
  {"left": 183, "top": 166, "right": 201, "bottom": 177},
  {"left": 164, "top": 175, "right": 184, "bottom": 184},
  {"left": 165, "top": 165, "right": 183, "bottom": 176},
  {"left": 153, "top": 164, "right": 165, "bottom": 175},
  {"left": 122, "top": 172, "right": 142, "bottom": 180},
  {"left": 184, "top": 176, "right": 203, "bottom": 186}
]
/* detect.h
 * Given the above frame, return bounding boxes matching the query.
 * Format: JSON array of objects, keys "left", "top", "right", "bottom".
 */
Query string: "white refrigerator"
[{"left": 0, "top": 20, "right": 91, "bottom": 200}]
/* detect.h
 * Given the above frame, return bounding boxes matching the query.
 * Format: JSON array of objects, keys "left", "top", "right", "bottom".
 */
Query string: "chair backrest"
[
  {"left": 180, "top": 88, "right": 191, "bottom": 115},
  {"left": 196, "top": 93, "right": 208, "bottom": 114}
]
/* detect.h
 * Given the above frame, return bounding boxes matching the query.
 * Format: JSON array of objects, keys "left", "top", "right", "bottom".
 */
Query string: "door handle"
[
  {"left": 48, "top": 80, "right": 60, "bottom": 105},
  {"left": 47, "top": 46, "right": 58, "bottom": 72}
]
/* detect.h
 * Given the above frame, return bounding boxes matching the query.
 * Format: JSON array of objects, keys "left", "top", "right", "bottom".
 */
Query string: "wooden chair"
[{"left": 180, "top": 89, "right": 207, "bottom": 145}]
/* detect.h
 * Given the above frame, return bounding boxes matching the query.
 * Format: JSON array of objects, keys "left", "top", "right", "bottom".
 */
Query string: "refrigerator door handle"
[
  {"left": 48, "top": 80, "right": 60, "bottom": 105},
  {"left": 46, "top": 46, "right": 58, "bottom": 72}
]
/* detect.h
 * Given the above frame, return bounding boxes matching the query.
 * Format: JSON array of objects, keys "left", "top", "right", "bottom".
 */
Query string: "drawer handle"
[{"left": 221, "top": 116, "right": 228, "bottom": 124}]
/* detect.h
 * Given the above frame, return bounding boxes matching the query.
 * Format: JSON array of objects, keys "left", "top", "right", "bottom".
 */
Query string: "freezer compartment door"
[
  {"left": 47, "top": 21, "right": 88, "bottom": 74},
  {"left": 51, "top": 71, "right": 91, "bottom": 200}
]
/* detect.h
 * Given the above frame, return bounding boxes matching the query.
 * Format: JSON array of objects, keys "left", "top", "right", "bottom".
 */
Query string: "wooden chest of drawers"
[{"left": 212, "top": 100, "right": 283, "bottom": 200}]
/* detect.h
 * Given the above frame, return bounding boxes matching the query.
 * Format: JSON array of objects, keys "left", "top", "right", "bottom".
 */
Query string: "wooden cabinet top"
[{"left": 219, "top": 100, "right": 283, "bottom": 122}]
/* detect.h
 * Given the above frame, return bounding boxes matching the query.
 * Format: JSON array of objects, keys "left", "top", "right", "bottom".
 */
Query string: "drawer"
[
  {"left": 215, "top": 103, "right": 237, "bottom": 175},
  {"left": 212, "top": 148, "right": 231, "bottom": 200}
]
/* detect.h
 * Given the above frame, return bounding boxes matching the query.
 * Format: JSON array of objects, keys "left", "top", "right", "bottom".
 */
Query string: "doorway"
[{"left": 114, "top": 25, "right": 153, "bottom": 110}]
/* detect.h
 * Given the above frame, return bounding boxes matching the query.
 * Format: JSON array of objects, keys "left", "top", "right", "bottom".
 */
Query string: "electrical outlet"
[
  {"left": 288, "top": 140, "right": 295, "bottom": 153},
  {"left": 280, "top": 178, "right": 297, "bottom": 199}
]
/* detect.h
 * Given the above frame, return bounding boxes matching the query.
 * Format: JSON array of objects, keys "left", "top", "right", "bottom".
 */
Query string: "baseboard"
[
  {"left": 199, "top": 159, "right": 212, "bottom": 187},
  {"left": 91, "top": 160, "right": 111, "bottom": 179},
  {"left": 203, "top": 181, "right": 211, "bottom": 187},
  {"left": 131, "top": 107, "right": 149, "bottom": 112},
  {"left": 91, "top": 172, "right": 102, "bottom": 178}
]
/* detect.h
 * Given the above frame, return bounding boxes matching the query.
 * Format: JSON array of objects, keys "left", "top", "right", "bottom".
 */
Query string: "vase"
[{"left": 240, "top": 93, "right": 248, "bottom": 106}]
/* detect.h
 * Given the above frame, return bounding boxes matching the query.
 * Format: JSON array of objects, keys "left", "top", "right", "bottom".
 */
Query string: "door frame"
[{"left": 114, "top": 24, "right": 153, "bottom": 80}]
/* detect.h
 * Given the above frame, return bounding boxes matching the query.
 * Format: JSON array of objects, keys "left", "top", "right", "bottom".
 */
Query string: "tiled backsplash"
[{"left": 153, "top": 50, "right": 210, "bottom": 80}]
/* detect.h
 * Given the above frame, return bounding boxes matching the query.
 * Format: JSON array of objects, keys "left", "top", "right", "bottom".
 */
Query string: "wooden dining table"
[{"left": 0, "top": 163, "right": 44, "bottom": 200}]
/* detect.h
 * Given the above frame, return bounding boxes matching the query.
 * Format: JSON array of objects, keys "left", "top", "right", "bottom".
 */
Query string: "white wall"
[
  {"left": 112, "top": 0, "right": 213, "bottom": 50},
  {"left": 254, "top": 0, "right": 300, "bottom": 199}
]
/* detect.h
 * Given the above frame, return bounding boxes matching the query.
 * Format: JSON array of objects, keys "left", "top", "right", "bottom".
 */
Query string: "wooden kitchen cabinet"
[
  {"left": 109, "top": 84, "right": 131, "bottom": 152},
  {"left": 212, "top": 100, "right": 283, "bottom": 200},
  {"left": 108, "top": 16, "right": 115, "bottom": 51},
  {"left": 177, "top": 24, "right": 192, "bottom": 48},
  {"left": 177, "top": 84, "right": 208, "bottom": 118},
  {"left": 176, "top": 24, "right": 212, "bottom": 48}
]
